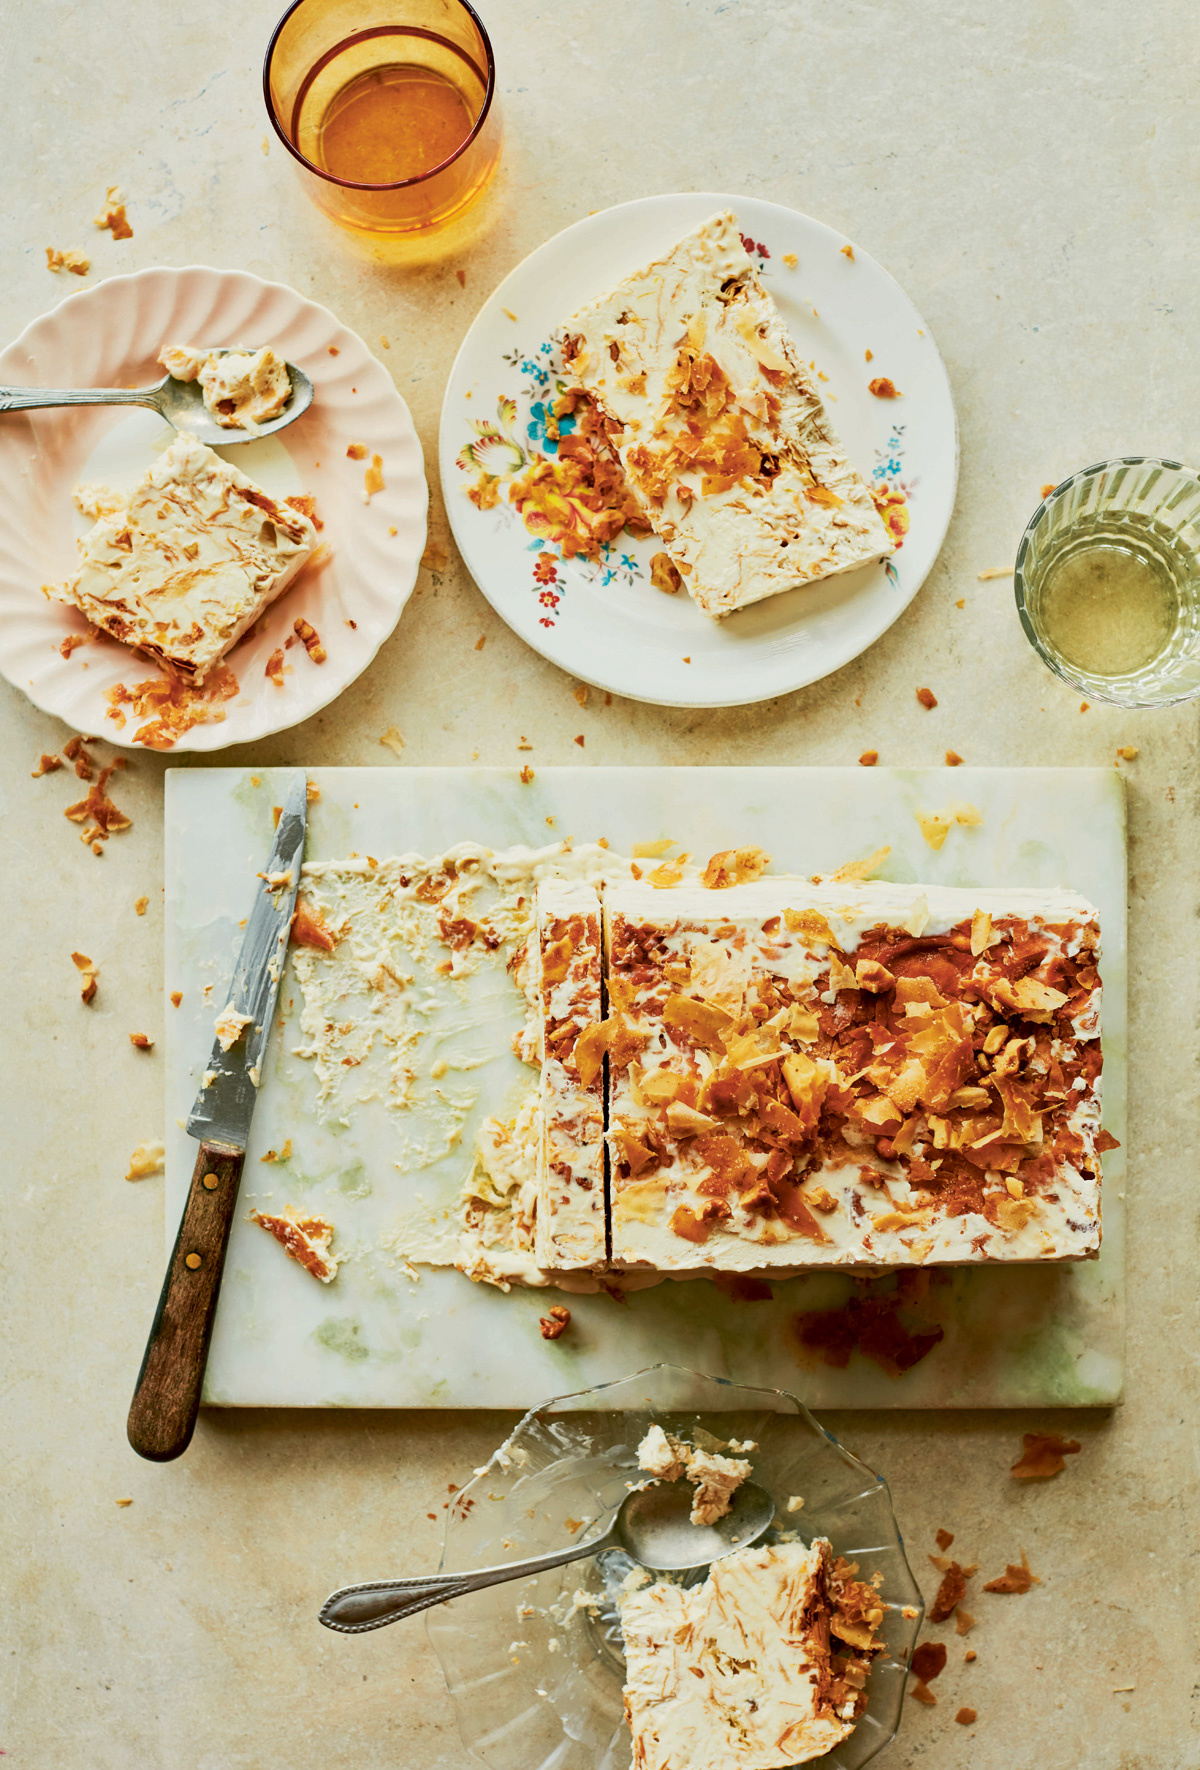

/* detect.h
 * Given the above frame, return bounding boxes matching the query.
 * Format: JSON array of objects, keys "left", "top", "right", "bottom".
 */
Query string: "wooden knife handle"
[{"left": 126, "top": 1141, "right": 245, "bottom": 1462}]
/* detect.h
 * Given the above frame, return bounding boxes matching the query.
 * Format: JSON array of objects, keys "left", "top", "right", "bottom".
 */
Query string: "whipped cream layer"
[
  {"left": 53, "top": 435, "right": 316, "bottom": 682},
  {"left": 561, "top": 210, "right": 893, "bottom": 617}
]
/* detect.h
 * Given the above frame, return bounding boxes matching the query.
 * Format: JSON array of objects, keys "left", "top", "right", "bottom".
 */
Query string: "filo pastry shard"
[
  {"left": 602, "top": 879, "right": 1106, "bottom": 1273},
  {"left": 50, "top": 435, "right": 317, "bottom": 682},
  {"left": 559, "top": 209, "right": 893, "bottom": 618},
  {"left": 533, "top": 881, "right": 607, "bottom": 1270}
]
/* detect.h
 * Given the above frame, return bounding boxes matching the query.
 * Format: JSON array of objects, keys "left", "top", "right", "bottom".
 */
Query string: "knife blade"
[
  {"left": 127, "top": 769, "right": 308, "bottom": 1461},
  {"left": 186, "top": 772, "right": 308, "bottom": 1149}
]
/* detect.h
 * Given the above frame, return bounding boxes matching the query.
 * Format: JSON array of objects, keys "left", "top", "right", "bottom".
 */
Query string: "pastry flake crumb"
[
  {"left": 965, "top": 1648, "right": 977, "bottom": 1661},
  {"left": 474, "top": 634, "right": 486, "bottom": 650},
  {"left": 955, "top": 1607, "right": 976, "bottom": 1634},
  {"left": 134, "top": 895, "right": 149, "bottom": 916},
  {"left": 1116, "top": 745, "right": 1138, "bottom": 760},
  {"left": 574, "top": 734, "right": 585, "bottom": 747},
  {"left": 420, "top": 540, "right": 449, "bottom": 572},
  {"left": 841, "top": 244, "right": 855, "bottom": 259},
  {"left": 864, "top": 349, "right": 873, "bottom": 362},
  {"left": 291, "top": 897, "right": 339, "bottom": 952},
  {"left": 32, "top": 752, "right": 63, "bottom": 777},
  {"left": 46, "top": 247, "right": 90, "bottom": 275},
  {"left": 105, "top": 665, "right": 240, "bottom": 749},
  {"left": 93, "top": 186, "right": 133, "bottom": 239},
  {"left": 935, "top": 1528, "right": 954, "bottom": 1550},
  {"left": 519, "top": 765, "right": 534, "bottom": 784},
  {"left": 649, "top": 551, "right": 683, "bottom": 595},
  {"left": 129, "top": 1032, "right": 153, "bottom": 1049},
  {"left": 868, "top": 377, "right": 900, "bottom": 398},
  {"left": 1010, "top": 1431, "right": 1081, "bottom": 1479},
  {"left": 379, "top": 725, "right": 405, "bottom": 758},
  {"left": 786, "top": 1494, "right": 805, "bottom": 1512},
  {"left": 538, "top": 1304, "right": 571, "bottom": 1339},
  {"left": 170, "top": 990, "right": 183, "bottom": 1008},
  {"left": 977, "top": 566, "right": 1012, "bottom": 580},
  {"left": 294, "top": 618, "right": 326, "bottom": 663},
  {"left": 945, "top": 749, "right": 964, "bottom": 766},
  {"left": 363, "top": 456, "right": 384, "bottom": 501},
  {"left": 72, "top": 951, "right": 99, "bottom": 1003},
  {"left": 858, "top": 749, "right": 878, "bottom": 766},
  {"left": 265, "top": 648, "right": 286, "bottom": 686},
  {"left": 573, "top": 682, "right": 589, "bottom": 706},
  {"left": 700, "top": 845, "right": 770, "bottom": 888},
  {"left": 1041, "top": 482, "right": 1057, "bottom": 498},
  {"left": 830, "top": 844, "right": 890, "bottom": 884},
  {"left": 929, "top": 1560, "right": 970, "bottom": 1622},
  {"left": 781, "top": 252, "right": 798, "bottom": 267},
  {"left": 955, "top": 1707, "right": 977, "bottom": 1725},
  {"left": 916, "top": 685, "right": 938, "bottom": 709},
  {"left": 346, "top": 443, "right": 367, "bottom": 461},
  {"left": 956, "top": 597, "right": 965, "bottom": 608},
  {"left": 126, "top": 1139, "right": 165, "bottom": 1181},
  {"left": 250, "top": 1206, "right": 339, "bottom": 1281},
  {"left": 982, "top": 1549, "right": 1039, "bottom": 1593}
]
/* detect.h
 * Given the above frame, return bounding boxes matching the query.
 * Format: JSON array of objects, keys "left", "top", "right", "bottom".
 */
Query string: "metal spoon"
[
  {"left": 319, "top": 1478, "right": 777, "bottom": 1635},
  {"left": 0, "top": 347, "right": 314, "bottom": 446}
]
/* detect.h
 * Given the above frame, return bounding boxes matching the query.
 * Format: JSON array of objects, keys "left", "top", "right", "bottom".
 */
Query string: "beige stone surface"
[{"left": 3, "top": 1, "right": 1199, "bottom": 1765}]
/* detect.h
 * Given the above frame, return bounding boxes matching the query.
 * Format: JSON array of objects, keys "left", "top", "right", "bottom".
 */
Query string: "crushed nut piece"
[
  {"left": 955, "top": 1707, "right": 977, "bottom": 1725},
  {"left": 170, "top": 991, "right": 183, "bottom": 1007},
  {"left": 964, "top": 1649, "right": 977, "bottom": 1662},
  {"left": 93, "top": 185, "right": 133, "bottom": 239},
  {"left": 539, "top": 1304, "right": 571, "bottom": 1340},
  {"left": 858, "top": 749, "right": 878, "bottom": 766},
  {"left": 1080, "top": 701, "right": 1089, "bottom": 713},
  {"left": 1117, "top": 745, "right": 1138, "bottom": 760},
  {"left": 363, "top": 455, "right": 384, "bottom": 501},
  {"left": 125, "top": 1140, "right": 165, "bottom": 1180},
  {"left": 945, "top": 750, "right": 963, "bottom": 766},
  {"left": 936, "top": 1528, "right": 954, "bottom": 1551},
  {"left": 574, "top": 733, "right": 585, "bottom": 747},
  {"left": 135, "top": 895, "right": 149, "bottom": 916},
  {"left": 649, "top": 551, "right": 684, "bottom": 595},
  {"left": 32, "top": 752, "right": 63, "bottom": 777},
  {"left": 129, "top": 1032, "right": 153, "bottom": 1049},
  {"left": 869, "top": 377, "right": 900, "bottom": 398},
  {"left": 840, "top": 244, "right": 855, "bottom": 259},
  {"left": 573, "top": 682, "right": 589, "bottom": 706},
  {"left": 1010, "top": 1431, "right": 1081, "bottom": 1480},
  {"left": 46, "top": 247, "right": 90, "bottom": 275},
  {"left": 294, "top": 618, "right": 326, "bottom": 663},
  {"left": 916, "top": 686, "right": 938, "bottom": 710},
  {"left": 72, "top": 951, "right": 99, "bottom": 1003},
  {"left": 265, "top": 648, "right": 286, "bottom": 686}
]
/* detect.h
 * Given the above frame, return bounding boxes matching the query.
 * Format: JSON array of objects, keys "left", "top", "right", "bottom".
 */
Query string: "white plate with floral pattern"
[
  {"left": 439, "top": 193, "right": 956, "bottom": 708},
  {"left": 0, "top": 266, "right": 426, "bottom": 750}
]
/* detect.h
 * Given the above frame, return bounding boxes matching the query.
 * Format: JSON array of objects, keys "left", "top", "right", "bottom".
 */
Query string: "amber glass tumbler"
[{"left": 264, "top": 0, "right": 500, "bottom": 257}]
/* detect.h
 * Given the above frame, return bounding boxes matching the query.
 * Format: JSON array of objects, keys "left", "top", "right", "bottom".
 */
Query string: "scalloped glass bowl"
[{"left": 426, "top": 1364, "right": 923, "bottom": 1770}]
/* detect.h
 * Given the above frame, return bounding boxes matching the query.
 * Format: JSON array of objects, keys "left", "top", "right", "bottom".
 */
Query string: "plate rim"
[
  {"left": 438, "top": 191, "right": 959, "bottom": 709},
  {"left": 0, "top": 262, "right": 428, "bottom": 751}
]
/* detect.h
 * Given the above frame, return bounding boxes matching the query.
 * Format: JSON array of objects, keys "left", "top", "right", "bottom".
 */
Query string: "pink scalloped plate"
[{"left": 0, "top": 266, "right": 426, "bottom": 750}]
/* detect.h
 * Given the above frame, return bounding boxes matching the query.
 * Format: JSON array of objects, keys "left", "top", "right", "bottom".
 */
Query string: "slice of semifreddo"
[
  {"left": 603, "top": 879, "right": 1106, "bottom": 1274},
  {"left": 50, "top": 434, "right": 317, "bottom": 682},
  {"left": 618, "top": 1539, "right": 883, "bottom": 1770},
  {"left": 559, "top": 209, "right": 893, "bottom": 618},
  {"left": 533, "top": 880, "right": 607, "bottom": 1270}
]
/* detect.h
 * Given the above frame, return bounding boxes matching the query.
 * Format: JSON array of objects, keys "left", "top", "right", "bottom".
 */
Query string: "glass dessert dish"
[
  {"left": 426, "top": 1363, "right": 923, "bottom": 1770},
  {"left": 1014, "top": 455, "right": 1200, "bottom": 708}
]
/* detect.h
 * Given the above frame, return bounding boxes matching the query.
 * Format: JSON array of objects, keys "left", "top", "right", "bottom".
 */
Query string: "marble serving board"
[{"left": 164, "top": 766, "right": 1126, "bottom": 1410}]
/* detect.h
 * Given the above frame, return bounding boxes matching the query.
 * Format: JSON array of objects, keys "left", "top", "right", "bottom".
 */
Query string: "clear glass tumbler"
[
  {"left": 1014, "top": 455, "right": 1200, "bottom": 708},
  {"left": 263, "top": 0, "right": 501, "bottom": 261}
]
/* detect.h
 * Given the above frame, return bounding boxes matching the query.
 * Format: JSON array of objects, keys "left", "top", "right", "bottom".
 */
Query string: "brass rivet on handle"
[
  {"left": 185, "top": 1252, "right": 203, "bottom": 1270},
  {"left": 201, "top": 1172, "right": 219, "bottom": 1191}
]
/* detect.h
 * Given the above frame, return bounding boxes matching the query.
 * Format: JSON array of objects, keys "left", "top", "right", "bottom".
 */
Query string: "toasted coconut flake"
[
  {"left": 363, "top": 455, "right": 385, "bottom": 501},
  {"left": 1010, "top": 1431, "right": 1081, "bottom": 1480}
]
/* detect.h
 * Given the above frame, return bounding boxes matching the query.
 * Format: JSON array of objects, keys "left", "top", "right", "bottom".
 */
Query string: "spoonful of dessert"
[
  {"left": 318, "top": 1476, "right": 777, "bottom": 1635},
  {"left": 0, "top": 344, "right": 314, "bottom": 446}
]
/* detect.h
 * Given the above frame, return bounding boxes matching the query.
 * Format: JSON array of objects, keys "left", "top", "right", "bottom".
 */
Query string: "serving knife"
[{"left": 127, "top": 771, "right": 307, "bottom": 1462}]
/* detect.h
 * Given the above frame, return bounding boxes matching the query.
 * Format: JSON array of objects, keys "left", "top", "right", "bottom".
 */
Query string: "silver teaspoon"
[
  {"left": 319, "top": 1477, "right": 777, "bottom": 1635},
  {"left": 0, "top": 347, "right": 314, "bottom": 447}
]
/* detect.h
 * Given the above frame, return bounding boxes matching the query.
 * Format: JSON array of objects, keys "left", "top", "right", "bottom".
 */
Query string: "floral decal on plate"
[
  {"left": 457, "top": 253, "right": 919, "bottom": 620},
  {"left": 457, "top": 338, "right": 648, "bottom": 627}
]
